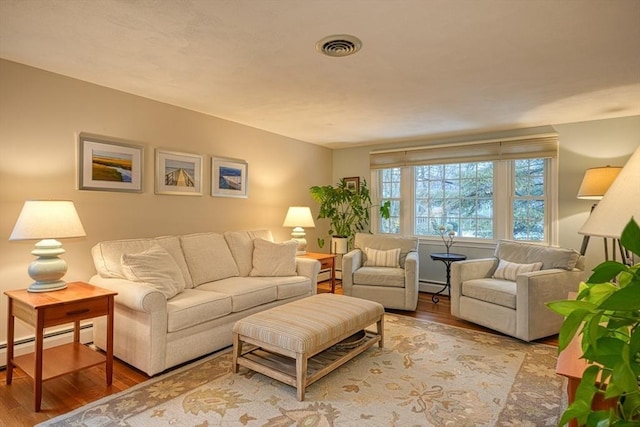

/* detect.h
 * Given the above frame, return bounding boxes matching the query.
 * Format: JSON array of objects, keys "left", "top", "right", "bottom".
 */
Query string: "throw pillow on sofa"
[
  {"left": 492, "top": 259, "right": 543, "bottom": 281},
  {"left": 180, "top": 233, "right": 240, "bottom": 285},
  {"left": 250, "top": 238, "right": 297, "bottom": 277},
  {"left": 121, "top": 244, "right": 186, "bottom": 298}
]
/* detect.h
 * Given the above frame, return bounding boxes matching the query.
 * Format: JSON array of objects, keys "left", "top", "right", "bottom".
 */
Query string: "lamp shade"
[
  {"left": 579, "top": 147, "right": 640, "bottom": 238},
  {"left": 282, "top": 206, "right": 315, "bottom": 228},
  {"left": 576, "top": 165, "right": 622, "bottom": 200},
  {"left": 10, "top": 200, "right": 86, "bottom": 241}
]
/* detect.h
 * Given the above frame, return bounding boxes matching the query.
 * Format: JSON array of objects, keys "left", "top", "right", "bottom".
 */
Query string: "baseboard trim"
[
  {"left": 419, "top": 279, "right": 449, "bottom": 296},
  {"left": 0, "top": 324, "right": 93, "bottom": 370}
]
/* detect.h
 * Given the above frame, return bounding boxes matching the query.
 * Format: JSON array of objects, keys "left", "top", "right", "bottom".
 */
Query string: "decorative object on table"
[
  {"left": 9, "top": 200, "right": 86, "bottom": 292},
  {"left": 282, "top": 206, "right": 315, "bottom": 255},
  {"left": 578, "top": 146, "right": 640, "bottom": 265},
  {"left": 211, "top": 156, "right": 248, "bottom": 198},
  {"left": 547, "top": 218, "right": 640, "bottom": 426},
  {"left": 155, "top": 149, "right": 203, "bottom": 196},
  {"left": 38, "top": 314, "right": 565, "bottom": 427},
  {"left": 430, "top": 252, "right": 467, "bottom": 304},
  {"left": 78, "top": 133, "right": 143, "bottom": 192},
  {"left": 309, "top": 178, "right": 390, "bottom": 252},
  {"left": 438, "top": 224, "right": 456, "bottom": 255},
  {"left": 576, "top": 164, "right": 623, "bottom": 256}
]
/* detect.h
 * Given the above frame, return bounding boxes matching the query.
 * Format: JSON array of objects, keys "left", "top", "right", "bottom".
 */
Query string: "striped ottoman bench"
[{"left": 232, "top": 293, "right": 384, "bottom": 400}]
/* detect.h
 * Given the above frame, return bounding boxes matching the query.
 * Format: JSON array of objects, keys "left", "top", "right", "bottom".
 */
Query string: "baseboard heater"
[{"left": 0, "top": 324, "right": 94, "bottom": 370}]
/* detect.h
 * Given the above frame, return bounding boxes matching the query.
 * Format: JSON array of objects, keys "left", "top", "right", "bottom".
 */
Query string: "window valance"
[{"left": 370, "top": 133, "right": 558, "bottom": 169}]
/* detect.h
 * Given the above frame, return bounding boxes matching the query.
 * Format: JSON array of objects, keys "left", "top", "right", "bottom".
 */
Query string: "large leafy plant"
[
  {"left": 547, "top": 218, "right": 640, "bottom": 426},
  {"left": 309, "top": 178, "right": 390, "bottom": 249}
]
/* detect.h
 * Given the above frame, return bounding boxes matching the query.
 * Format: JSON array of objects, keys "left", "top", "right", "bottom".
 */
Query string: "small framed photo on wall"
[
  {"left": 344, "top": 176, "right": 360, "bottom": 192},
  {"left": 155, "top": 149, "right": 203, "bottom": 196},
  {"left": 211, "top": 157, "right": 248, "bottom": 198},
  {"left": 78, "top": 133, "right": 143, "bottom": 192}
]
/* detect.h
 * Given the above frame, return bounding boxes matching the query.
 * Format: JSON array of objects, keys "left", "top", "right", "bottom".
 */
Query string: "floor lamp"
[
  {"left": 578, "top": 147, "right": 640, "bottom": 265},
  {"left": 576, "top": 165, "right": 622, "bottom": 258}
]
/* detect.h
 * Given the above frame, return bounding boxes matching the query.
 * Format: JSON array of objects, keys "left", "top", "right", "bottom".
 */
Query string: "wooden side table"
[
  {"left": 430, "top": 252, "right": 467, "bottom": 303},
  {"left": 298, "top": 252, "right": 337, "bottom": 293},
  {"left": 5, "top": 281, "right": 117, "bottom": 411}
]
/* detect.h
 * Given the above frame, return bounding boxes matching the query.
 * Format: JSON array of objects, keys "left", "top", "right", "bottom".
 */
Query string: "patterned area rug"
[{"left": 39, "top": 314, "right": 567, "bottom": 426}]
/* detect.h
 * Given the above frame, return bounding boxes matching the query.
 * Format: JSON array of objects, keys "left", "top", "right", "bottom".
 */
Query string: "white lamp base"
[
  {"left": 27, "top": 239, "right": 69, "bottom": 293},
  {"left": 291, "top": 227, "right": 308, "bottom": 255}
]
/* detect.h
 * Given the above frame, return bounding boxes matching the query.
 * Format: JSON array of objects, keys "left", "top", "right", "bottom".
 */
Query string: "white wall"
[
  {"left": 0, "top": 60, "right": 333, "bottom": 344},
  {"left": 332, "top": 116, "right": 640, "bottom": 283}
]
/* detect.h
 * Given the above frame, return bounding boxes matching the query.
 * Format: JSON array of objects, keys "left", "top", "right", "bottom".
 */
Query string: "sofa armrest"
[
  {"left": 450, "top": 257, "right": 498, "bottom": 317},
  {"left": 341, "top": 249, "right": 363, "bottom": 295},
  {"left": 89, "top": 275, "right": 167, "bottom": 314},
  {"left": 295, "top": 257, "right": 321, "bottom": 292}
]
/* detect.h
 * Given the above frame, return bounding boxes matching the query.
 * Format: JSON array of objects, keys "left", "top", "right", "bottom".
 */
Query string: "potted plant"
[
  {"left": 546, "top": 218, "right": 640, "bottom": 426},
  {"left": 309, "top": 178, "right": 390, "bottom": 252}
]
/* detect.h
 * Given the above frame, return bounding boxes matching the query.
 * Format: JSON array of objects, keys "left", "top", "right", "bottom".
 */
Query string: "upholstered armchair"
[
  {"left": 342, "top": 233, "right": 419, "bottom": 311},
  {"left": 450, "top": 240, "right": 585, "bottom": 342}
]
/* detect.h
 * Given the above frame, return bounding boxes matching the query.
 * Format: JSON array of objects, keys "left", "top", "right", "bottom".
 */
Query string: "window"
[{"left": 371, "top": 134, "right": 558, "bottom": 244}]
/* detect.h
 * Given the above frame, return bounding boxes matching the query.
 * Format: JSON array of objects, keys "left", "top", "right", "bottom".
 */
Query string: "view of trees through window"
[{"left": 377, "top": 158, "right": 548, "bottom": 242}]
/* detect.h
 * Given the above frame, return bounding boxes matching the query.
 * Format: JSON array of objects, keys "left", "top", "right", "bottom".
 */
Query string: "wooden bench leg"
[
  {"left": 232, "top": 333, "right": 242, "bottom": 373},
  {"left": 377, "top": 315, "right": 385, "bottom": 348},
  {"left": 296, "top": 353, "right": 307, "bottom": 401}
]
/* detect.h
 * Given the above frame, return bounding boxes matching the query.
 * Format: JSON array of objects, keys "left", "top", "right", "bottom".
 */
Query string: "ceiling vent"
[{"left": 316, "top": 35, "right": 362, "bottom": 57}]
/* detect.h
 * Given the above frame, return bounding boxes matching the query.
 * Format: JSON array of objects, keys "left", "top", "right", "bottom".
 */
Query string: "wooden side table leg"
[
  {"left": 34, "top": 311, "right": 44, "bottom": 412},
  {"left": 330, "top": 258, "right": 336, "bottom": 294},
  {"left": 106, "top": 295, "right": 114, "bottom": 385},
  {"left": 6, "top": 299, "right": 14, "bottom": 385}
]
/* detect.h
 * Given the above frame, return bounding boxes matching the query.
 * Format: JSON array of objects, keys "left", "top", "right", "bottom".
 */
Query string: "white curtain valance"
[{"left": 370, "top": 134, "right": 558, "bottom": 169}]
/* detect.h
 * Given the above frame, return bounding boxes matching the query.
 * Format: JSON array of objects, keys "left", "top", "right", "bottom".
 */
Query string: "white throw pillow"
[
  {"left": 364, "top": 247, "right": 401, "bottom": 268},
  {"left": 492, "top": 259, "right": 543, "bottom": 281},
  {"left": 250, "top": 239, "right": 298, "bottom": 277},
  {"left": 121, "top": 245, "right": 186, "bottom": 299}
]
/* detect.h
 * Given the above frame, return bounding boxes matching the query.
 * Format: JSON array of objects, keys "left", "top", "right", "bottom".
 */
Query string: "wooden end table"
[
  {"left": 5, "top": 281, "right": 117, "bottom": 412},
  {"left": 298, "top": 252, "right": 337, "bottom": 293},
  {"left": 430, "top": 252, "right": 467, "bottom": 303}
]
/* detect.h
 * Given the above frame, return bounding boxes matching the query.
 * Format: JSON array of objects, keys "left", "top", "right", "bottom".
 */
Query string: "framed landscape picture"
[
  {"left": 155, "top": 149, "right": 203, "bottom": 196},
  {"left": 211, "top": 157, "right": 248, "bottom": 198},
  {"left": 78, "top": 134, "right": 143, "bottom": 192},
  {"left": 344, "top": 176, "right": 360, "bottom": 192}
]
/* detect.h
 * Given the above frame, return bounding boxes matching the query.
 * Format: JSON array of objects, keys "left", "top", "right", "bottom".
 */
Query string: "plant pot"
[{"left": 331, "top": 236, "right": 348, "bottom": 254}]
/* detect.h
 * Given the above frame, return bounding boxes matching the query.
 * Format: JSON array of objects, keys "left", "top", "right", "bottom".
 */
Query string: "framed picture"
[
  {"left": 211, "top": 157, "right": 248, "bottom": 198},
  {"left": 155, "top": 149, "right": 203, "bottom": 196},
  {"left": 78, "top": 133, "right": 143, "bottom": 192},
  {"left": 344, "top": 176, "right": 360, "bottom": 192}
]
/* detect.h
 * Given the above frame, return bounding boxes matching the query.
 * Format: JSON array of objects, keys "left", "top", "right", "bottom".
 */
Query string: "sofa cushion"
[
  {"left": 354, "top": 266, "right": 406, "bottom": 288},
  {"left": 224, "top": 230, "right": 274, "bottom": 276},
  {"left": 250, "top": 239, "right": 297, "bottom": 277},
  {"left": 363, "top": 247, "right": 401, "bottom": 268},
  {"left": 252, "top": 276, "right": 312, "bottom": 300},
  {"left": 166, "top": 289, "right": 232, "bottom": 333},
  {"left": 91, "top": 235, "right": 194, "bottom": 288},
  {"left": 121, "top": 244, "right": 186, "bottom": 299},
  {"left": 196, "top": 277, "right": 278, "bottom": 312},
  {"left": 492, "top": 259, "right": 543, "bottom": 281},
  {"left": 180, "top": 233, "right": 240, "bottom": 286},
  {"left": 495, "top": 240, "right": 580, "bottom": 271},
  {"left": 462, "top": 278, "right": 517, "bottom": 309}
]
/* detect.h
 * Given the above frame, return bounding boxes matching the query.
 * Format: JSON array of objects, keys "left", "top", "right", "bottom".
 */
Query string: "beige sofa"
[
  {"left": 342, "top": 233, "right": 419, "bottom": 311},
  {"left": 450, "top": 240, "right": 584, "bottom": 341},
  {"left": 89, "top": 230, "right": 320, "bottom": 376}
]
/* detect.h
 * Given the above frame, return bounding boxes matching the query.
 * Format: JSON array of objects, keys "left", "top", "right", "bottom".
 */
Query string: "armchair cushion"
[
  {"left": 354, "top": 266, "right": 406, "bottom": 288},
  {"left": 495, "top": 240, "right": 580, "bottom": 270},
  {"left": 462, "top": 278, "right": 516, "bottom": 309},
  {"left": 363, "top": 247, "right": 401, "bottom": 268},
  {"left": 121, "top": 244, "right": 186, "bottom": 299},
  {"left": 492, "top": 259, "right": 542, "bottom": 281}
]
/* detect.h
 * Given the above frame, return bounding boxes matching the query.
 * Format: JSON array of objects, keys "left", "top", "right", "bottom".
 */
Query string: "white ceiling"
[{"left": 1, "top": 0, "right": 639, "bottom": 148}]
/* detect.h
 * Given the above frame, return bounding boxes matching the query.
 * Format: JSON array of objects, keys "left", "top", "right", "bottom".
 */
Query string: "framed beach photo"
[
  {"left": 344, "top": 176, "right": 360, "bottom": 192},
  {"left": 78, "top": 133, "right": 143, "bottom": 192},
  {"left": 155, "top": 149, "right": 203, "bottom": 196},
  {"left": 211, "top": 157, "right": 248, "bottom": 198}
]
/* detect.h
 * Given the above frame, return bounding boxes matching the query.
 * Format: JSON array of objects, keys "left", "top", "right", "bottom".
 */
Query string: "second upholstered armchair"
[{"left": 342, "top": 233, "right": 419, "bottom": 311}]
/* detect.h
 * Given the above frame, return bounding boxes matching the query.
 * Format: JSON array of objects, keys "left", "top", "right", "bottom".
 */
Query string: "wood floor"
[{"left": 0, "top": 283, "right": 558, "bottom": 426}]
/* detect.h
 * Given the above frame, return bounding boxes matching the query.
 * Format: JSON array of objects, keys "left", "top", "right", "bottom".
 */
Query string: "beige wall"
[
  {"left": 332, "top": 116, "right": 640, "bottom": 280},
  {"left": 0, "top": 60, "right": 332, "bottom": 343}
]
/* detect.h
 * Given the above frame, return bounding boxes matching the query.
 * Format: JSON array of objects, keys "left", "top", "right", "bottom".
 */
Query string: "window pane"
[
  {"left": 378, "top": 167, "right": 401, "bottom": 234},
  {"left": 512, "top": 159, "right": 546, "bottom": 241}
]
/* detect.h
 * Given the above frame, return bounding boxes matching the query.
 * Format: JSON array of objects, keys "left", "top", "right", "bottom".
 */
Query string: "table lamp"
[
  {"left": 577, "top": 165, "right": 622, "bottom": 201},
  {"left": 282, "top": 206, "right": 315, "bottom": 255},
  {"left": 9, "top": 200, "right": 87, "bottom": 292}
]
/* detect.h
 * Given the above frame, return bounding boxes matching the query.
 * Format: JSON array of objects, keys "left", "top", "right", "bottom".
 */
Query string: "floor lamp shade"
[
  {"left": 10, "top": 200, "right": 87, "bottom": 292},
  {"left": 283, "top": 206, "right": 315, "bottom": 255},
  {"left": 579, "top": 147, "right": 640, "bottom": 239},
  {"left": 577, "top": 165, "right": 622, "bottom": 200}
]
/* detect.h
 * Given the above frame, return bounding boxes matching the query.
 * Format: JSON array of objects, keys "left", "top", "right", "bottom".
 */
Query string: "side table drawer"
[
  {"left": 319, "top": 259, "right": 333, "bottom": 270},
  {"left": 43, "top": 297, "right": 109, "bottom": 326}
]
